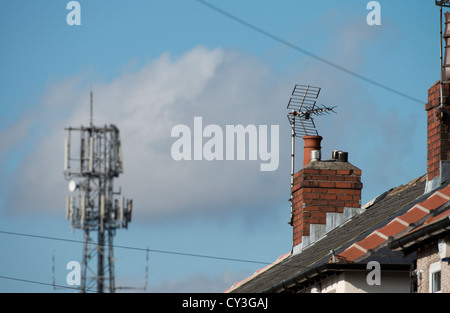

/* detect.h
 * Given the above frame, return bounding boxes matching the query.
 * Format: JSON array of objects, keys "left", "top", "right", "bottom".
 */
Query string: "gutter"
[
  {"left": 260, "top": 262, "right": 409, "bottom": 293},
  {"left": 389, "top": 216, "right": 450, "bottom": 252}
]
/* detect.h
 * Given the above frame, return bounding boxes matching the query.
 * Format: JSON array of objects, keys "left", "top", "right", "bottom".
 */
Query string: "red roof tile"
[
  {"left": 377, "top": 219, "right": 409, "bottom": 238},
  {"left": 334, "top": 186, "right": 450, "bottom": 262},
  {"left": 357, "top": 232, "right": 387, "bottom": 251},
  {"left": 438, "top": 184, "right": 450, "bottom": 197},
  {"left": 422, "top": 209, "right": 450, "bottom": 226},
  {"left": 400, "top": 206, "right": 429, "bottom": 224},
  {"left": 337, "top": 244, "right": 366, "bottom": 261},
  {"left": 419, "top": 193, "right": 448, "bottom": 211},
  {"left": 395, "top": 208, "right": 450, "bottom": 242}
]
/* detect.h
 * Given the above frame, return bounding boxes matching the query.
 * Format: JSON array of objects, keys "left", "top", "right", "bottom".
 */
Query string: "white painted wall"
[{"left": 306, "top": 271, "right": 410, "bottom": 293}]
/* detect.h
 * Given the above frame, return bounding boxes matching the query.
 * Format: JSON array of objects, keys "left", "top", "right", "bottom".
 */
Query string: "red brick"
[
  {"left": 318, "top": 181, "right": 335, "bottom": 188},
  {"left": 304, "top": 205, "right": 320, "bottom": 211},
  {"left": 305, "top": 217, "right": 324, "bottom": 224},
  {"left": 302, "top": 168, "right": 321, "bottom": 175},
  {"left": 311, "top": 187, "right": 328, "bottom": 194},
  {"left": 330, "top": 175, "right": 346, "bottom": 181},
  {"left": 346, "top": 189, "right": 361, "bottom": 195},
  {"left": 345, "top": 201, "right": 361, "bottom": 208},
  {"left": 328, "top": 188, "right": 346, "bottom": 195},
  {"left": 319, "top": 170, "right": 337, "bottom": 176},
  {"left": 321, "top": 206, "right": 340, "bottom": 213},
  {"left": 353, "top": 169, "right": 362, "bottom": 176},
  {"left": 311, "top": 211, "right": 326, "bottom": 218},
  {"left": 321, "top": 194, "right": 337, "bottom": 200},
  {"left": 335, "top": 182, "right": 352, "bottom": 189},
  {"left": 337, "top": 194, "right": 353, "bottom": 201}
]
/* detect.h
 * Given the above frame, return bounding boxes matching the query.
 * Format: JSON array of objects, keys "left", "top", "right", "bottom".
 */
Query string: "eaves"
[{"left": 261, "top": 262, "right": 410, "bottom": 293}]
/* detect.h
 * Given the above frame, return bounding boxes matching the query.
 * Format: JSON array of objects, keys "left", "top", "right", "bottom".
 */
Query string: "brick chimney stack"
[
  {"left": 425, "top": 82, "right": 450, "bottom": 191},
  {"left": 291, "top": 138, "right": 363, "bottom": 254},
  {"left": 425, "top": 12, "right": 450, "bottom": 192}
]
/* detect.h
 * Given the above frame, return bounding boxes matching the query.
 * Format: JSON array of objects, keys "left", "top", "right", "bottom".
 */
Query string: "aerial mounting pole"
[
  {"left": 440, "top": 3, "right": 444, "bottom": 110},
  {"left": 90, "top": 90, "right": 93, "bottom": 127},
  {"left": 436, "top": 1, "right": 450, "bottom": 112},
  {"left": 286, "top": 84, "right": 336, "bottom": 225}
]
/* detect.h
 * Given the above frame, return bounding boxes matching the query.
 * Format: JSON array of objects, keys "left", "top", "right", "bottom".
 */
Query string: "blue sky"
[{"left": 0, "top": 0, "right": 441, "bottom": 292}]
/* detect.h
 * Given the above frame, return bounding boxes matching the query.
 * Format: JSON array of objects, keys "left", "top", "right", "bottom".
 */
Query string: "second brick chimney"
[
  {"left": 425, "top": 82, "right": 450, "bottom": 192},
  {"left": 291, "top": 137, "right": 363, "bottom": 254},
  {"left": 426, "top": 12, "right": 450, "bottom": 192}
]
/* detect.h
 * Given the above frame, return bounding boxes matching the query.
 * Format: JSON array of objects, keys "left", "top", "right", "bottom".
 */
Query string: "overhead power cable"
[
  {"left": 0, "top": 274, "right": 95, "bottom": 292},
  {"left": 195, "top": 0, "right": 424, "bottom": 105},
  {"left": 0, "top": 230, "right": 274, "bottom": 267},
  {"left": 0, "top": 229, "right": 311, "bottom": 292}
]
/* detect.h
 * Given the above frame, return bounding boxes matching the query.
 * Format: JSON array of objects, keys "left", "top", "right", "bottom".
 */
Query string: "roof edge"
[
  {"left": 260, "top": 262, "right": 410, "bottom": 293},
  {"left": 389, "top": 215, "right": 450, "bottom": 252}
]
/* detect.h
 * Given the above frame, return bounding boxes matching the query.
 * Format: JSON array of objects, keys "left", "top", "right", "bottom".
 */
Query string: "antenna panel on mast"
[
  {"left": 63, "top": 92, "right": 134, "bottom": 293},
  {"left": 287, "top": 84, "right": 335, "bottom": 137}
]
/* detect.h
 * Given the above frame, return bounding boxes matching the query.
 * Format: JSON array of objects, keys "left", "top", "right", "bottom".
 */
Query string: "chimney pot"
[
  {"left": 332, "top": 150, "right": 341, "bottom": 160},
  {"left": 303, "top": 136, "right": 322, "bottom": 167},
  {"left": 337, "top": 151, "right": 348, "bottom": 162},
  {"left": 311, "top": 150, "right": 321, "bottom": 162}
]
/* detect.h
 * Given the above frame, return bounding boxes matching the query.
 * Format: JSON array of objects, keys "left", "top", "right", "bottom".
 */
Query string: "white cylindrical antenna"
[
  {"left": 100, "top": 194, "right": 105, "bottom": 219},
  {"left": 119, "top": 196, "right": 124, "bottom": 226},
  {"left": 118, "top": 145, "right": 123, "bottom": 173},
  {"left": 89, "top": 136, "right": 94, "bottom": 173},
  {"left": 66, "top": 196, "right": 70, "bottom": 220},
  {"left": 81, "top": 195, "right": 86, "bottom": 224},
  {"left": 68, "top": 180, "right": 77, "bottom": 193}
]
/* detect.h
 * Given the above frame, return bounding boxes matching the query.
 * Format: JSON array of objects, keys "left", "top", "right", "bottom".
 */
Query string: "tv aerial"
[
  {"left": 287, "top": 84, "right": 336, "bottom": 138},
  {"left": 286, "top": 84, "right": 336, "bottom": 225}
]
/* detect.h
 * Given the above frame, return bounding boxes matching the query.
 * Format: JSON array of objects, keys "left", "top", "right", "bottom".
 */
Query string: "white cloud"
[
  {"left": 2, "top": 46, "right": 291, "bottom": 222},
  {"left": 2, "top": 14, "right": 426, "bottom": 224}
]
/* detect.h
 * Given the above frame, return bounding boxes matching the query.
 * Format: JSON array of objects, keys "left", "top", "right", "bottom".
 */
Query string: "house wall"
[
  {"left": 303, "top": 271, "right": 410, "bottom": 293},
  {"left": 416, "top": 233, "right": 450, "bottom": 293}
]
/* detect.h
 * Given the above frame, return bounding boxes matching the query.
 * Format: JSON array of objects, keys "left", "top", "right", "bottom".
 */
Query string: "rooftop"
[{"left": 227, "top": 175, "right": 430, "bottom": 293}]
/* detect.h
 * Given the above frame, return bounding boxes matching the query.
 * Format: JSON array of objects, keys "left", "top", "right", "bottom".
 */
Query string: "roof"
[
  {"left": 334, "top": 178, "right": 450, "bottom": 262},
  {"left": 228, "top": 175, "right": 432, "bottom": 293},
  {"left": 390, "top": 195, "right": 450, "bottom": 254}
]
